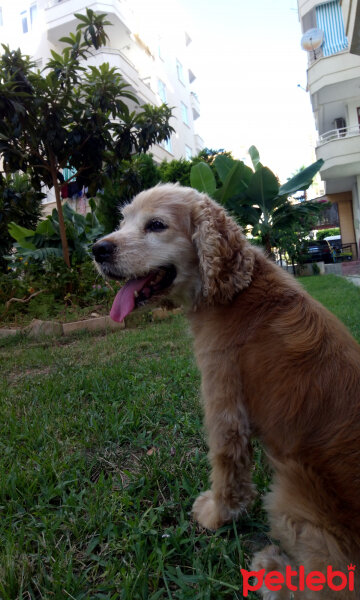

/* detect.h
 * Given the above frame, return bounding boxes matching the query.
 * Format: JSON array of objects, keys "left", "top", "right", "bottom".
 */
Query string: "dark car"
[{"left": 302, "top": 240, "right": 333, "bottom": 263}]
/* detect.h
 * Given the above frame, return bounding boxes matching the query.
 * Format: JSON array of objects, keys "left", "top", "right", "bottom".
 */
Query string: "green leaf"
[
  {"left": 190, "top": 162, "right": 216, "bottom": 196},
  {"left": 278, "top": 159, "right": 324, "bottom": 197},
  {"left": 89, "top": 197, "right": 97, "bottom": 212},
  {"left": 226, "top": 201, "right": 262, "bottom": 227},
  {"left": 14, "top": 246, "right": 63, "bottom": 261},
  {"left": 36, "top": 219, "right": 56, "bottom": 236},
  {"left": 217, "top": 161, "right": 252, "bottom": 204},
  {"left": 74, "top": 12, "right": 90, "bottom": 24},
  {"left": 8, "top": 222, "right": 36, "bottom": 248},
  {"left": 49, "top": 49, "right": 64, "bottom": 63},
  {"left": 245, "top": 167, "right": 279, "bottom": 207},
  {"left": 213, "top": 155, "right": 235, "bottom": 183},
  {"left": 248, "top": 145, "right": 262, "bottom": 171}
]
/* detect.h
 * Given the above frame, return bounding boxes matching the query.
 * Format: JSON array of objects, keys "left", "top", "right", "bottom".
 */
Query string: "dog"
[{"left": 93, "top": 183, "right": 360, "bottom": 599}]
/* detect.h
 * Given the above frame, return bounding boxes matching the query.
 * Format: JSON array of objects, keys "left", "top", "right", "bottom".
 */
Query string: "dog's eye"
[{"left": 145, "top": 219, "right": 168, "bottom": 233}]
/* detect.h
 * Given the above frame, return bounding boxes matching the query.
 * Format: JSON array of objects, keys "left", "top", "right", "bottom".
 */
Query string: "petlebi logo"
[{"left": 240, "top": 564, "right": 356, "bottom": 596}]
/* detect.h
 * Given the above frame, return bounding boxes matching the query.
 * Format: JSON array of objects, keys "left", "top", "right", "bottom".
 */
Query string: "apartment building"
[
  {"left": 0, "top": 0, "right": 204, "bottom": 210},
  {"left": 298, "top": 0, "right": 360, "bottom": 258}
]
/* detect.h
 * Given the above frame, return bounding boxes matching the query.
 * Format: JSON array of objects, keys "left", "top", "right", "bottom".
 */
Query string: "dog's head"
[{"left": 93, "top": 183, "right": 254, "bottom": 322}]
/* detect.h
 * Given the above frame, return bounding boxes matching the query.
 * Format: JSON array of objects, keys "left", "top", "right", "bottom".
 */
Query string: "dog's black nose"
[{"left": 92, "top": 240, "right": 115, "bottom": 263}]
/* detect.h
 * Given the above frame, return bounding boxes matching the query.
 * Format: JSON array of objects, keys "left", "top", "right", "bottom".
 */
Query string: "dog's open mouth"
[{"left": 110, "top": 265, "right": 177, "bottom": 323}]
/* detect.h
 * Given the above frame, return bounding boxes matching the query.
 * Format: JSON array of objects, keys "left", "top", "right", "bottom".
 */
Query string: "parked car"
[{"left": 302, "top": 240, "right": 333, "bottom": 263}]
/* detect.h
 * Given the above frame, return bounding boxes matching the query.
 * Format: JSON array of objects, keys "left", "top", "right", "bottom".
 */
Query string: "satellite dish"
[{"left": 301, "top": 28, "right": 324, "bottom": 55}]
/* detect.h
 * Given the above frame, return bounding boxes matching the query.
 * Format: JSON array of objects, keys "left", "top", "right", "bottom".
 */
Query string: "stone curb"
[
  {"left": 62, "top": 316, "right": 125, "bottom": 335},
  {"left": 0, "top": 316, "right": 124, "bottom": 339},
  {"left": 0, "top": 308, "right": 182, "bottom": 340}
]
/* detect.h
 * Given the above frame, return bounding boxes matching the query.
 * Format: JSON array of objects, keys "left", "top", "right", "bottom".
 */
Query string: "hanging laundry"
[{"left": 61, "top": 184, "right": 68, "bottom": 199}]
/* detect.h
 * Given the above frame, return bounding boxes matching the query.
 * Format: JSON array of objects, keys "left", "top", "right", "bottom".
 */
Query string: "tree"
[
  {"left": 0, "top": 9, "right": 174, "bottom": 267},
  {"left": 0, "top": 173, "right": 44, "bottom": 271},
  {"left": 190, "top": 147, "right": 326, "bottom": 257},
  {"left": 96, "top": 154, "right": 160, "bottom": 233},
  {"left": 276, "top": 211, "right": 319, "bottom": 273}
]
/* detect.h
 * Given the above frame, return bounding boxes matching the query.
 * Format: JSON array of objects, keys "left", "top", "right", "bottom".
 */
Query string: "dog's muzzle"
[{"left": 92, "top": 240, "right": 115, "bottom": 264}]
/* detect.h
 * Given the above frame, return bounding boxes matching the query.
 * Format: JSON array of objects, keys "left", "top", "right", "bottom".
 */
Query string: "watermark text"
[{"left": 240, "top": 564, "right": 356, "bottom": 596}]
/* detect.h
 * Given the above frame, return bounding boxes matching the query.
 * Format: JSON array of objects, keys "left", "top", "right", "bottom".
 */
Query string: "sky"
[{"left": 177, "top": 0, "right": 317, "bottom": 183}]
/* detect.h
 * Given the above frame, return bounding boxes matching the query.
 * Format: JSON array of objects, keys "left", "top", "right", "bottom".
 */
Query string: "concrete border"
[
  {"left": 0, "top": 308, "right": 183, "bottom": 339},
  {"left": 0, "top": 315, "right": 124, "bottom": 339}
]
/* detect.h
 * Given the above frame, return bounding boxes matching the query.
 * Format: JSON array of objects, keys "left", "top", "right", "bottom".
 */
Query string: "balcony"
[
  {"left": 85, "top": 48, "right": 157, "bottom": 105},
  {"left": 307, "top": 50, "right": 360, "bottom": 95},
  {"left": 298, "top": 0, "right": 320, "bottom": 20},
  {"left": 190, "top": 91, "right": 200, "bottom": 120},
  {"left": 188, "top": 68, "right": 196, "bottom": 83},
  {"left": 45, "top": 0, "right": 134, "bottom": 43},
  {"left": 318, "top": 124, "right": 360, "bottom": 144},
  {"left": 316, "top": 124, "right": 360, "bottom": 179}
]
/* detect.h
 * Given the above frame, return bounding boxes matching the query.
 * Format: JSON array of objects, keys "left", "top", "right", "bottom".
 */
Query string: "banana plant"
[
  {"left": 190, "top": 147, "right": 324, "bottom": 256},
  {"left": 7, "top": 201, "right": 104, "bottom": 264}
]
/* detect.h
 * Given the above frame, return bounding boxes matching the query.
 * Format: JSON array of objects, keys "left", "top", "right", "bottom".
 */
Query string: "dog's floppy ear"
[{"left": 191, "top": 194, "right": 254, "bottom": 305}]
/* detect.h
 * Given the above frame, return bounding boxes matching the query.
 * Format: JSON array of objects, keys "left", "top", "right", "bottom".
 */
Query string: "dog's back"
[
  {"left": 191, "top": 248, "right": 360, "bottom": 564},
  {"left": 246, "top": 255, "right": 360, "bottom": 529}
]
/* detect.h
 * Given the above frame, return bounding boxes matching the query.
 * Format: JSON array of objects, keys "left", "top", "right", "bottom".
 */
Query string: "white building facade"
[
  {"left": 298, "top": 0, "right": 360, "bottom": 256},
  {"left": 0, "top": 0, "right": 203, "bottom": 164}
]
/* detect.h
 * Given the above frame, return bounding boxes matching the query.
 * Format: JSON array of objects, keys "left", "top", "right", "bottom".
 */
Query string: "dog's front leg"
[{"left": 192, "top": 379, "right": 255, "bottom": 530}]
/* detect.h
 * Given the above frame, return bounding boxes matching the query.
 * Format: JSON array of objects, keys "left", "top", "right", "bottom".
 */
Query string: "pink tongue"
[{"left": 110, "top": 273, "right": 155, "bottom": 322}]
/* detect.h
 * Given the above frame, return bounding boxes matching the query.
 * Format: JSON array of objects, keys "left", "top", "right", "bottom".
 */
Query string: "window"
[
  {"left": 21, "top": 10, "right": 28, "bottom": 33},
  {"left": 158, "top": 79, "right": 167, "bottom": 104},
  {"left": 30, "top": 3, "right": 37, "bottom": 26},
  {"left": 181, "top": 102, "right": 189, "bottom": 125},
  {"left": 21, "top": 3, "right": 37, "bottom": 34},
  {"left": 176, "top": 59, "right": 184, "bottom": 84},
  {"left": 0, "top": 7, "right": 3, "bottom": 27},
  {"left": 185, "top": 145, "right": 192, "bottom": 160},
  {"left": 162, "top": 137, "right": 172, "bottom": 154}
]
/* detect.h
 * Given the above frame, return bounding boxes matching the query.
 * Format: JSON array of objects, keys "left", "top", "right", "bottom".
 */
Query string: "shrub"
[
  {"left": 158, "top": 149, "right": 234, "bottom": 188},
  {"left": 317, "top": 228, "right": 340, "bottom": 241},
  {"left": 312, "top": 262, "right": 321, "bottom": 275},
  {"left": 6, "top": 201, "right": 104, "bottom": 265},
  {"left": 158, "top": 158, "right": 192, "bottom": 186},
  {"left": 0, "top": 256, "right": 116, "bottom": 324},
  {"left": 0, "top": 173, "right": 44, "bottom": 272}
]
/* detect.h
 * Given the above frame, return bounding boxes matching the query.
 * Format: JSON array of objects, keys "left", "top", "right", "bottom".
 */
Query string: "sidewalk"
[{"left": 346, "top": 275, "right": 360, "bottom": 287}]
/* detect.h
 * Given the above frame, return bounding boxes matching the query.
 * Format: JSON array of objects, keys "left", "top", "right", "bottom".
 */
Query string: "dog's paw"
[{"left": 192, "top": 490, "right": 226, "bottom": 530}]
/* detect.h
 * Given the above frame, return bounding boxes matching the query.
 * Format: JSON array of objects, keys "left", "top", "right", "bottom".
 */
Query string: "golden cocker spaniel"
[{"left": 93, "top": 184, "right": 360, "bottom": 599}]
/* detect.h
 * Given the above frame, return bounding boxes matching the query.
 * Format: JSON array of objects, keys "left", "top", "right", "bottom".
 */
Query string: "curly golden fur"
[{"left": 94, "top": 184, "right": 360, "bottom": 599}]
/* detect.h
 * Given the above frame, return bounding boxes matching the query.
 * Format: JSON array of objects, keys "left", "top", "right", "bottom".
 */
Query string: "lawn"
[
  {"left": 299, "top": 274, "right": 360, "bottom": 342},
  {"left": 1, "top": 274, "right": 359, "bottom": 599}
]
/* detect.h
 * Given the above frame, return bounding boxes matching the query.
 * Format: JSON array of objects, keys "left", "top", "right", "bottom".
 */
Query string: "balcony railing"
[
  {"left": 46, "top": 0, "right": 67, "bottom": 7},
  {"left": 318, "top": 124, "right": 360, "bottom": 145}
]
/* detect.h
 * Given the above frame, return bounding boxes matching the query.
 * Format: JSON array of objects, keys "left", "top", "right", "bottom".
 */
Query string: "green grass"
[
  {"left": 299, "top": 274, "right": 360, "bottom": 342},
  {"left": 1, "top": 274, "right": 359, "bottom": 599}
]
